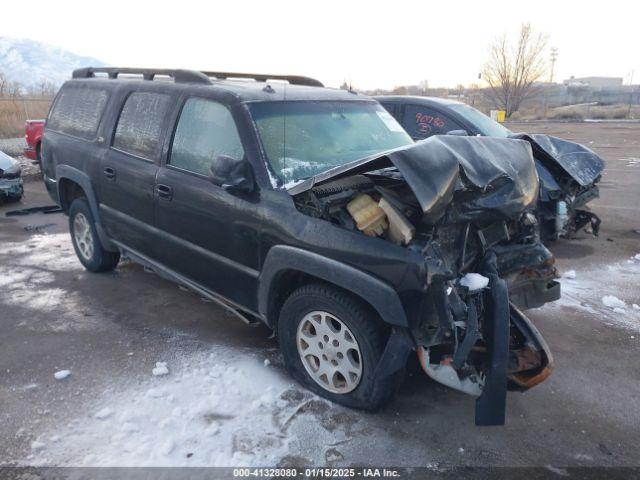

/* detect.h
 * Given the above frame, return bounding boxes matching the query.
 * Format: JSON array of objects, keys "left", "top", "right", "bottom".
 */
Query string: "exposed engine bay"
[{"left": 289, "top": 135, "right": 556, "bottom": 425}]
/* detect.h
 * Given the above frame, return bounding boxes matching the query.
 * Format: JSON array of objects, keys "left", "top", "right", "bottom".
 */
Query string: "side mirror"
[
  {"left": 209, "top": 155, "right": 255, "bottom": 193},
  {"left": 446, "top": 129, "right": 469, "bottom": 136}
]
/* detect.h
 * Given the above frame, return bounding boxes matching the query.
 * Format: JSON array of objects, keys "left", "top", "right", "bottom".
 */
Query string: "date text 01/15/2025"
[{"left": 233, "top": 468, "right": 401, "bottom": 477}]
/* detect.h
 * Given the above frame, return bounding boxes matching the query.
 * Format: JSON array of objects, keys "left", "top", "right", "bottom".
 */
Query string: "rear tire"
[
  {"left": 69, "top": 197, "right": 120, "bottom": 272},
  {"left": 278, "top": 283, "right": 400, "bottom": 410}
]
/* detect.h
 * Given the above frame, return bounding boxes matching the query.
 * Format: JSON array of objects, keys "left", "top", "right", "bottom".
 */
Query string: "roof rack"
[
  {"left": 201, "top": 71, "right": 323, "bottom": 87},
  {"left": 72, "top": 67, "right": 212, "bottom": 84},
  {"left": 72, "top": 67, "right": 324, "bottom": 87}
]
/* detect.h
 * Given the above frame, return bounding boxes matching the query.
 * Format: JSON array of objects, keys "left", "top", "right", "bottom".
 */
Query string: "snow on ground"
[
  {"left": 0, "top": 232, "right": 110, "bottom": 332},
  {"left": 53, "top": 370, "right": 71, "bottom": 380},
  {"left": 23, "top": 348, "right": 358, "bottom": 467},
  {"left": 548, "top": 256, "right": 640, "bottom": 332}
]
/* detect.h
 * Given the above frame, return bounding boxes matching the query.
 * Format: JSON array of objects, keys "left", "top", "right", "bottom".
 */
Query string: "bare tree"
[
  {"left": 32, "top": 80, "right": 58, "bottom": 98},
  {"left": 482, "top": 24, "right": 549, "bottom": 117},
  {"left": 0, "top": 71, "right": 6, "bottom": 96}
]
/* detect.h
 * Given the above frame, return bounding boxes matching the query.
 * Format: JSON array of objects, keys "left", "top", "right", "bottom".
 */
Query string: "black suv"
[{"left": 42, "top": 68, "right": 553, "bottom": 425}]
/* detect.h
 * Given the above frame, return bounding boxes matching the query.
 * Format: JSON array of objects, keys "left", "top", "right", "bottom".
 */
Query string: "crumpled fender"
[{"left": 511, "top": 133, "right": 604, "bottom": 187}]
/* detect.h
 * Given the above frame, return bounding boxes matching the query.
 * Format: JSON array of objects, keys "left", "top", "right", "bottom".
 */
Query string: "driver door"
[{"left": 154, "top": 96, "right": 261, "bottom": 311}]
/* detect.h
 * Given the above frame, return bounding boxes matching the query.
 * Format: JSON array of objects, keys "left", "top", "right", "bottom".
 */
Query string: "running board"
[{"left": 114, "top": 242, "right": 261, "bottom": 326}]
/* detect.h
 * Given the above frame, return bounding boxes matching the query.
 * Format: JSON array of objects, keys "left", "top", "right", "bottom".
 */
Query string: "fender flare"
[
  {"left": 258, "top": 245, "right": 409, "bottom": 328},
  {"left": 56, "top": 165, "right": 116, "bottom": 251}
]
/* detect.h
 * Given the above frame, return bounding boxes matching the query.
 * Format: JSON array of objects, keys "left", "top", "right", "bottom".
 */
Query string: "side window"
[
  {"left": 380, "top": 102, "right": 397, "bottom": 119},
  {"left": 47, "top": 86, "right": 109, "bottom": 140},
  {"left": 113, "top": 92, "right": 172, "bottom": 160},
  {"left": 169, "top": 98, "right": 244, "bottom": 176},
  {"left": 402, "top": 105, "right": 464, "bottom": 140}
]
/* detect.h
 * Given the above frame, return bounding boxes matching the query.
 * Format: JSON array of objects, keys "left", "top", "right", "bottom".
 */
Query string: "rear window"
[
  {"left": 47, "top": 85, "right": 109, "bottom": 140},
  {"left": 113, "top": 92, "right": 172, "bottom": 160},
  {"left": 402, "top": 105, "right": 464, "bottom": 139}
]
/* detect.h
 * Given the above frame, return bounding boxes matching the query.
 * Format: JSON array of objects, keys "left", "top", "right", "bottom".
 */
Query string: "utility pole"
[{"left": 549, "top": 47, "right": 558, "bottom": 83}]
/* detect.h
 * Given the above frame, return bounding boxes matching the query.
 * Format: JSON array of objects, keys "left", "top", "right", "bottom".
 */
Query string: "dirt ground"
[{"left": 1, "top": 122, "right": 639, "bottom": 468}]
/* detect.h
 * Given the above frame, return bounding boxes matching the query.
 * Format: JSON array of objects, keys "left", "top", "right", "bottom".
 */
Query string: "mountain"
[{"left": 0, "top": 37, "right": 106, "bottom": 90}]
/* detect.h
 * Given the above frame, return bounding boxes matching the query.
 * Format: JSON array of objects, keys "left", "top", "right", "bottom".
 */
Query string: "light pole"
[{"left": 549, "top": 47, "right": 558, "bottom": 83}]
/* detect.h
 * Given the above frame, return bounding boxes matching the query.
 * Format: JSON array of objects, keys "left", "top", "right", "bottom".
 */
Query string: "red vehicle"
[{"left": 24, "top": 119, "right": 45, "bottom": 164}]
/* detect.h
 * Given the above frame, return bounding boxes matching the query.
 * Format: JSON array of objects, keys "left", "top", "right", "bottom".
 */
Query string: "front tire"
[
  {"left": 69, "top": 197, "right": 120, "bottom": 272},
  {"left": 278, "top": 283, "right": 400, "bottom": 410}
]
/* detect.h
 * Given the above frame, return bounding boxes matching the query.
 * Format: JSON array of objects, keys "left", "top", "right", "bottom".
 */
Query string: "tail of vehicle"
[{"left": 24, "top": 119, "right": 45, "bottom": 165}]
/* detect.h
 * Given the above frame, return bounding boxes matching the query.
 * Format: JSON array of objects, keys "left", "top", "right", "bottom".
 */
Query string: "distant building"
[{"left": 563, "top": 76, "right": 624, "bottom": 88}]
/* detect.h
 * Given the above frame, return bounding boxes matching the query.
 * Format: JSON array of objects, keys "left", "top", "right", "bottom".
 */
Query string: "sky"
[{"left": 2, "top": 0, "right": 638, "bottom": 90}]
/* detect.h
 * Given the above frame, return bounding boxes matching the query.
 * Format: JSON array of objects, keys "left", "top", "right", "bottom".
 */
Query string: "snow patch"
[
  {"left": 26, "top": 349, "right": 355, "bottom": 466},
  {"left": 54, "top": 370, "right": 71, "bottom": 380},
  {"left": 31, "top": 441, "right": 46, "bottom": 452},
  {"left": 459, "top": 273, "right": 489, "bottom": 291},
  {"left": 563, "top": 270, "right": 577, "bottom": 279},
  {"left": 95, "top": 407, "right": 113, "bottom": 420},
  {"left": 152, "top": 362, "right": 169, "bottom": 377},
  {"left": 602, "top": 295, "right": 626, "bottom": 310},
  {"left": 545, "top": 258, "right": 640, "bottom": 332}
]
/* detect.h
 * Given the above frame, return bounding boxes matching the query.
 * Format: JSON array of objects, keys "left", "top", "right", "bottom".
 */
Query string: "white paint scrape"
[{"left": 459, "top": 273, "right": 489, "bottom": 291}]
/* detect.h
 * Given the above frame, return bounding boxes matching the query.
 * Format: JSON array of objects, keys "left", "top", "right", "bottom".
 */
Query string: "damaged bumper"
[
  {"left": 494, "top": 242, "right": 560, "bottom": 310},
  {"left": 0, "top": 177, "right": 23, "bottom": 197},
  {"left": 415, "top": 251, "right": 553, "bottom": 426}
]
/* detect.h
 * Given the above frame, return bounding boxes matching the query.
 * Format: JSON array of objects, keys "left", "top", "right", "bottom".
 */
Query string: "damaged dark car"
[
  {"left": 377, "top": 96, "right": 605, "bottom": 241},
  {"left": 43, "top": 68, "right": 554, "bottom": 426}
]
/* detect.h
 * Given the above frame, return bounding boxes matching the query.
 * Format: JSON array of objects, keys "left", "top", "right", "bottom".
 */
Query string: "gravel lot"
[{"left": 0, "top": 122, "right": 639, "bottom": 469}]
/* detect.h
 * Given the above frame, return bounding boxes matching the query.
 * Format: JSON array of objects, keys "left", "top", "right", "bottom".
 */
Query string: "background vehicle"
[
  {"left": 41, "top": 67, "right": 553, "bottom": 425},
  {"left": 0, "top": 150, "right": 24, "bottom": 202},
  {"left": 377, "top": 96, "right": 604, "bottom": 241},
  {"left": 24, "top": 119, "right": 45, "bottom": 167}
]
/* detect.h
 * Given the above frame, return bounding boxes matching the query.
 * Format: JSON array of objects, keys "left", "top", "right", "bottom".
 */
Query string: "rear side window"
[
  {"left": 169, "top": 98, "right": 244, "bottom": 176},
  {"left": 402, "top": 105, "right": 464, "bottom": 140},
  {"left": 48, "top": 86, "right": 109, "bottom": 140},
  {"left": 380, "top": 103, "right": 397, "bottom": 118},
  {"left": 113, "top": 92, "right": 172, "bottom": 160}
]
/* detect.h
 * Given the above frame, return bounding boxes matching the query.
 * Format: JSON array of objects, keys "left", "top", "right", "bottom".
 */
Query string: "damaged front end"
[
  {"left": 512, "top": 133, "right": 604, "bottom": 240},
  {"left": 290, "top": 135, "right": 556, "bottom": 424},
  {"left": 416, "top": 252, "right": 553, "bottom": 425}
]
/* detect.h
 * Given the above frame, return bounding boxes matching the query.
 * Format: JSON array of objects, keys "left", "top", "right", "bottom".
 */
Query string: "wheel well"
[
  {"left": 266, "top": 269, "right": 381, "bottom": 331},
  {"left": 58, "top": 178, "right": 86, "bottom": 213}
]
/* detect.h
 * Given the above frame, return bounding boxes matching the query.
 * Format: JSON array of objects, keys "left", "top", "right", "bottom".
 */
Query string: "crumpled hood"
[
  {"left": 289, "top": 135, "right": 539, "bottom": 224},
  {"left": 511, "top": 133, "right": 604, "bottom": 187}
]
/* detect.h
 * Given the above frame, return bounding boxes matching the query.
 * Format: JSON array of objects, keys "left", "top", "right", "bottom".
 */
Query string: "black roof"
[
  {"left": 211, "top": 80, "right": 368, "bottom": 102},
  {"left": 374, "top": 95, "right": 464, "bottom": 107},
  {"left": 71, "top": 67, "right": 370, "bottom": 103}
]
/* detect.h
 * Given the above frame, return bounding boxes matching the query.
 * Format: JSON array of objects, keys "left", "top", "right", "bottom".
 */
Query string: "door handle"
[
  {"left": 156, "top": 184, "right": 173, "bottom": 201},
  {"left": 103, "top": 167, "right": 116, "bottom": 180}
]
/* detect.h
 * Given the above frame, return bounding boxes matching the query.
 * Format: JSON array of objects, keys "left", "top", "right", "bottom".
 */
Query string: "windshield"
[
  {"left": 448, "top": 103, "right": 512, "bottom": 138},
  {"left": 249, "top": 101, "right": 413, "bottom": 187}
]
